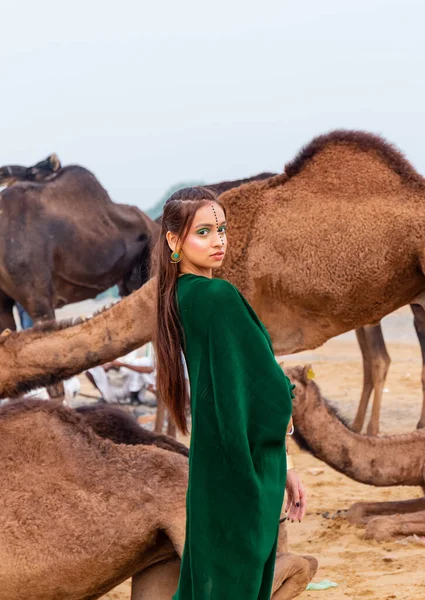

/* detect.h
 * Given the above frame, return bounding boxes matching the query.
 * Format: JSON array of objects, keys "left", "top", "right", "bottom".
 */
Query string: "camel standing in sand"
[
  {"left": 0, "top": 400, "right": 315, "bottom": 600},
  {"left": 154, "top": 166, "right": 425, "bottom": 437},
  {"left": 4, "top": 130, "right": 425, "bottom": 409},
  {"left": 352, "top": 304, "right": 425, "bottom": 435},
  {"left": 0, "top": 155, "right": 157, "bottom": 332},
  {"left": 286, "top": 365, "right": 425, "bottom": 542},
  {"left": 154, "top": 165, "right": 425, "bottom": 436}
]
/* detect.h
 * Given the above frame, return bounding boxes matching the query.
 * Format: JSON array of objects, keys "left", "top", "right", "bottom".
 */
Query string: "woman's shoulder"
[
  {"left": 193, "top": 276, "right": 239, "bottom": 301},
  {"left": 178, "top": 275, "right": 241, "bottom": 308}
]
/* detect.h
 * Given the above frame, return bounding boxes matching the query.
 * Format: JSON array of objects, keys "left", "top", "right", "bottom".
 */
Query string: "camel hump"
[{"left": 284, "top": 129, "right": 424, "bottom": 187}]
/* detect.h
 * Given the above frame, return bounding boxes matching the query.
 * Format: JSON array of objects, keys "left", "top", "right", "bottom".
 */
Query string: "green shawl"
[{"left": 173, "top": 274, "right": 293, "bottom": 600}]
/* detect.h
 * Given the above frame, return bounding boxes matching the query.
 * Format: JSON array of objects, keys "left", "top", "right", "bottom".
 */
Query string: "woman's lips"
[{"left": 211, "top": 252, "right": 224, "bottom": 259}]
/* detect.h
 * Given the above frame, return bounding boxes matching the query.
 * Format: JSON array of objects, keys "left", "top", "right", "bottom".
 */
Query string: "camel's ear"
[
  {"left": 301, "top": 364, "right": 315, "bottom": 384},
  {"left": 49, "top": 153, "right": 61, "bottom": 171},
  {"left": 0, "top": 328, "right": 12, "bottom": 337}
]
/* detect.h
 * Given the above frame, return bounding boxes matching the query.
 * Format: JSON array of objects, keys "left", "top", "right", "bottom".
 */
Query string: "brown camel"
[
  {"left": 155, "top": 166, "right": 425, "bottom": 438},
  {"left": 286, "top": 365, "right": 425, "bottom": 542},
  {"left": 4, "top": 130, "right": 425, "bottom": 404},
  {"left": 0, "top": 154, "right": 158, "bottom": 332},
  {"left": 80, "top": 404, "right": 317, "bottom": 598},
  {"left": 0, "top": 399, "right": 316, "bottom": 600}
]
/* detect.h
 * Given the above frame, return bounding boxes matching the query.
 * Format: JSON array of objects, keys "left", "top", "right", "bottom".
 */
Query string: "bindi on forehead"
[{"left": 211, "top": 204, "right": 225, "bottom": 246}]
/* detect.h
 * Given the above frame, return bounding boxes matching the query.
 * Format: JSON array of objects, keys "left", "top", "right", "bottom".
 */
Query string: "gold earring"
[{"left": 170, "top": 249, "right": 182, "bottom": 264}]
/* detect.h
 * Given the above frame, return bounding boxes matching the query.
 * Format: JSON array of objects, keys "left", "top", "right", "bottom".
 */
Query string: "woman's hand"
[{"left": 285, "top": 469, "right": 307, "bottom": 522}]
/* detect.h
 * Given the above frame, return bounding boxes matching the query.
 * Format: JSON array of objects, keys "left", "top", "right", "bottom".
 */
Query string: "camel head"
[
  {"left": 285, "top": 364, "right": 354, "bottom": 453},
  {"left": 284, "top": 364, "right": 317, "bottom": 412},
  {"left": 26, "top": 154, "right": 62, "bottom": 181},
  {"left": 0, "top": 154, "right": 61, "bottom": 188},
  {"left": 0, "top": 165, "right": 29, "bottom": 187},
  {"left": 284, "top": 364, "right": 315, "bottom": 387}
]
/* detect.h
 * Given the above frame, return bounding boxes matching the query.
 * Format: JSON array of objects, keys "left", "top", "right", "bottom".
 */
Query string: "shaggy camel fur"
[
  {"left": 286, "top": 365, "right": 425, "bottom": 542},
  {"left": 76, "top": 404, "right": 188, "bottom": 456},
  {"left": 4, "top": 129, "right": 425, "bottom": 412},
  {"left": 2, "top": 400, "right": 316, "bottom": 600}
]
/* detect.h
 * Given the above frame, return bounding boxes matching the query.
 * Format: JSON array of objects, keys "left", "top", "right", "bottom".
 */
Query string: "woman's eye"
[
  {"left": 197, "top": 229, "right": 209, "bottom": 236},
  {"left": 218, "top": 226, "right": 227, "bottom": 234}
]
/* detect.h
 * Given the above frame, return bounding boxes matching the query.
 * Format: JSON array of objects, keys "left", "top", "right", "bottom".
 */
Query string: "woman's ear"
[{"left": 166, "top": 231, "right": 177, "bottom": 252}]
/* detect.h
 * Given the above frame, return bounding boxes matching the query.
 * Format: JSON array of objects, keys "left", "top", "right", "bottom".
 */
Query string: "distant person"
[
  {"left": 0, "top": 376, "right": 80, "bottom": 407},
  {"left": 85, "top": 345, "right": 156, "bottom": 405},
  {"left": 15, "top": 303, "right": 33, "bottom": 330}
]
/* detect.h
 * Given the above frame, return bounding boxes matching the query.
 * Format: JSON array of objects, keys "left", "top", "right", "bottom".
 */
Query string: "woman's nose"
[{"left": 212, "top": 231, "right": 223, "bottom": 246}]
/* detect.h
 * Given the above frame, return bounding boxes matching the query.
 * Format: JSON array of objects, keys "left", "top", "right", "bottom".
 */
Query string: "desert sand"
[{"left": 58, "top": 301, "right": 424, "bottom": 600}]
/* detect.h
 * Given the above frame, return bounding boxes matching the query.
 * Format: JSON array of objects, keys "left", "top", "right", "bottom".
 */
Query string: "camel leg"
[
  {"left": 366, "top": 324, "right": 391, "bottom": 436},
  {"left": 131, "top": 552, "right": 318, "bottom": 600},
  {"left": 166, "top": 416, "right": 176, "bottom": 438},
  {"left": 356, "top": 324, "right": 391, "bottom": 436},
  {"left": 347, "top": 496, "right": 425, "bottom": 526},
  {"left": 411, "top": 304, "right": 425, "bottom": 429},
  {"left": 365, "top": 509, "right": 425, "bottom": 542},
  {"left": 352, "top": 327, "right": 373, "bottom": 433},
  {"left": 0, "top": 290, "right": 17, "bottom": 332},
  {"left": 155, "top": 396, "right": 166, "bottom": 433},
  {"left": 277, "top": 519, "right": 288, "bottom": 553},
  {"left": 131, "top": 558, "right": 180, "bottom": 600},
  {"left": 271, "top": 553, "right": 318, "bottom": 600}
]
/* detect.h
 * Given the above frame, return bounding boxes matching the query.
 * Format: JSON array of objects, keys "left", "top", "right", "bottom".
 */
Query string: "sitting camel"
[
  {"left": 4, "top": 130, "right": 425, "bottom": 433},
  {"left": 286, "top": 365, "right": 425, "bottom": 542},
  {"left": 0, "top": 400, "right": 316, "bottom": 600},
  {"left": 80, "top": 403, "right": 317, "bottom": 598}
]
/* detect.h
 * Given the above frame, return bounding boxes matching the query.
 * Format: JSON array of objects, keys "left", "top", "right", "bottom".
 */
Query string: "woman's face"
[{"left": 169, "top": 202, "right": 227, "bottom": 275}]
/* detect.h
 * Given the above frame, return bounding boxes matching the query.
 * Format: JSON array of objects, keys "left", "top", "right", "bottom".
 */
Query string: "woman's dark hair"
[{"left": 151, "top": 186, "right": 226, "bottom": 434}]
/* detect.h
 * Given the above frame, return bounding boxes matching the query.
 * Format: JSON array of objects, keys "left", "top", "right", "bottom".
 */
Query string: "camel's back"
[
  {"left": 0, "top": 166, "right": 147, "bottom": 234},
  {"left": 217, "top": 132, "right": 425, "bottom": 346},
  {"left": 0, "top": 165, "right": 154, "bottom": 293}
]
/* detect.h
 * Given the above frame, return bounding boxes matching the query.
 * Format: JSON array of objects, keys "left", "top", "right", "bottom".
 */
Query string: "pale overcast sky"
[{"left": 1, "top": 0, "right": 424, "bottom": 210}]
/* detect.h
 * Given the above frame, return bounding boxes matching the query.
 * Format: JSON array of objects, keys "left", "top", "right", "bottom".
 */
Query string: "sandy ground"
[{"left": 59, "top": 301, "right": 425, "bottom": 600}]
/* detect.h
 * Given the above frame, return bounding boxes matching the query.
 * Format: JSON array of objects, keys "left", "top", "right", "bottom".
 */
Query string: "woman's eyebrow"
[{"left": 194, "top": 221, "right": 227, "bottom": 228}]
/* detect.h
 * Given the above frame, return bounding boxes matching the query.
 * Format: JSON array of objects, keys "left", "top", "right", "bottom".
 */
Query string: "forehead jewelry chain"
[{"left": 211, "top": 204, "right": 225, "bottom": 246}]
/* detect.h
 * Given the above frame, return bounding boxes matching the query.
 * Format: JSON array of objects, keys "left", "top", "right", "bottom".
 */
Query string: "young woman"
[{"left": 151, "top": 186, "right": 306, "bottom": 600}]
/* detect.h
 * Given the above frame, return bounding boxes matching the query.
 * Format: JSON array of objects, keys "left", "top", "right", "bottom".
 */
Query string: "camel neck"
[
  {"left": 0, "top": 278, "right": 157, "bottom": 398},
  {"left": 294, "top": 382, "right": 424, "bottom": 487}
]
